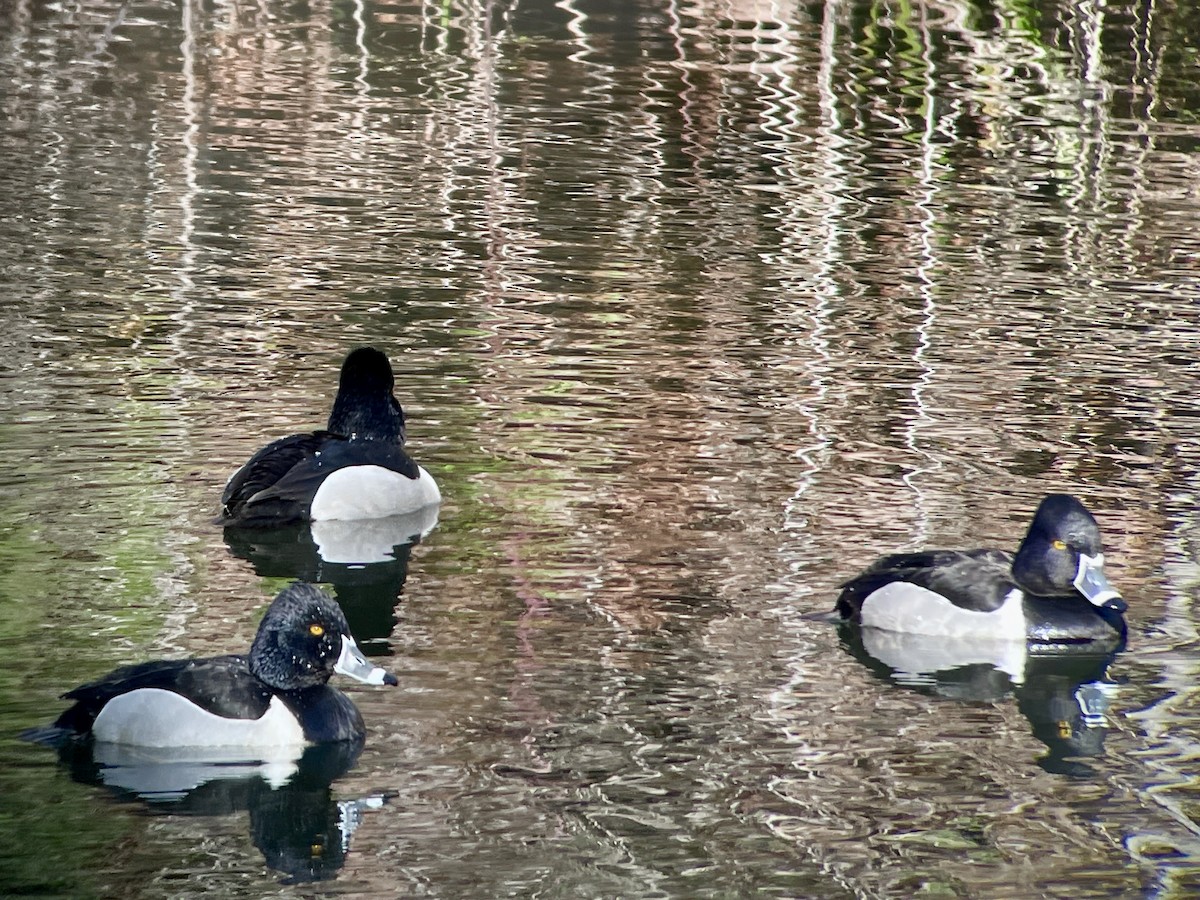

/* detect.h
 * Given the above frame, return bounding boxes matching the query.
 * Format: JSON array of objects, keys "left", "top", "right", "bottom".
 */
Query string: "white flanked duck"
[
  {"left": 219, "top": 347, "right": 441, "bottom": 528},
  {"left": 834, "top": 494, "right": 1126, "bottom": 644},
  {"left": 50, "top": 583, "right": 397, "bottom": 747}
]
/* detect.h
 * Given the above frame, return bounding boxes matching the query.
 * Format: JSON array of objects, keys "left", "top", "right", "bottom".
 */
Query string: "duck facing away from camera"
[
  {"left": 219, "top": 347, "right": 441, "bottom": 528},
  {"left": 834, "top": 494, "right": 1126, "bottom": 645}
]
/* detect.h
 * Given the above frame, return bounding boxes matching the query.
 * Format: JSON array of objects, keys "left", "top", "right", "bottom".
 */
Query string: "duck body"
[
  {"left": 55, "top": 657, "right": 364, "bottom": 747},
  {"left": 219, "top": 348, "right": 440, "bottom": 528},
  {"left": 50, "top": 583, "right": 396, "bottom": 748},
  {"left": 834, "top": 495, "right": 1126, "bottom": 645},
  {"left": 221, "top": 432, "right": 440, "bottom": 527}
]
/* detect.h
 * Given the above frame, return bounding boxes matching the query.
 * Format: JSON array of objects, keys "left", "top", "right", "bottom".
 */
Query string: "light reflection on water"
[{"left": 3, "top": 0, "right": 1200, "bottom": 895}]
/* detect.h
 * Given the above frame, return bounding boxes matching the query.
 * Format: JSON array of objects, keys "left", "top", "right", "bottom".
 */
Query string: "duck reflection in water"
[
  {"left": 838, "top": 625, "right": 1122, "bottom": 776},
  {"left": 53, "top": 738, "right": 387, "bottom": 883},
  {"left": 223, "top": 504, "right": 440, "bottom": 651}
]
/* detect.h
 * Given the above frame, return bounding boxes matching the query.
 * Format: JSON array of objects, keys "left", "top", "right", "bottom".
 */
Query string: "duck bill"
[
  {"left": 334, "top": 635, "right": 399, "bottom": 686},
  {"left": 1074, "top": 553, "right": 1126, "bottom": 612}
]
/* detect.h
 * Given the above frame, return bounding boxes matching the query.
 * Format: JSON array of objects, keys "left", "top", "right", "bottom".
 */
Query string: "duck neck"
[{"left": 327, "top": 395, "right": 405, "bottom": 442}]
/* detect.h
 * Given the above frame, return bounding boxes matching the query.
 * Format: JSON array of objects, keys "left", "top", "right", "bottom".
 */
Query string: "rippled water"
[{"left": 3, "top": 0, "right": 1200, "bottom": 895}]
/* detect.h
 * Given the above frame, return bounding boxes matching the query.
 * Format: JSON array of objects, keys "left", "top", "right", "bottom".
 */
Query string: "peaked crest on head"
[
  {"left": 1027, "top": 494, "right": 1101, "bottom": 547},
  {"left": 339, "top": 347, "right": 394, "bottom": 393}
]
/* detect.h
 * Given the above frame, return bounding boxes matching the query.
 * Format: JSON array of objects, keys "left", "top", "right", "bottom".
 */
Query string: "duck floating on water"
[
  {"left": 219, "top": 347, "right": 441, "bottom": 528},
  {"left": 48, "top": 582, "right": 397, "bottom": 748},
  {"left": 833, "top": 494, "right": 1126, "bottom": 645}
]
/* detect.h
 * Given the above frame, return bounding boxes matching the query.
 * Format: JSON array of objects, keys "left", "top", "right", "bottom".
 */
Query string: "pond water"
[{"left": 2, "top": 0, "right": 1200, "bottom": 895}]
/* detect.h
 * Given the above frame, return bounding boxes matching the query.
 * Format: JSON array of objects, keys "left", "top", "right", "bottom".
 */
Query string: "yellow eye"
[
  {"left": 309, "top": 623, "right": 325, "bottom": 637},
  {"left": 1052, "top": 539, "right": 1067, "bottom": 551}
]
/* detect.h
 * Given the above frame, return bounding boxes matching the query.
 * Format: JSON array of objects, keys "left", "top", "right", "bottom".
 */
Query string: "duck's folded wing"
[
  {"left": 862, "top": 548, "right": 1008, "bottom": 574},
  {"left": 55, "top": 655, "right": 272, "bottom": 732},
  {"left": 235, "top": 438, "right": 425, "bottom": 519},
  {"left": 219, "top": 431, "right": 332, "bottom": 525},
  {"left": 921, "top": 554, "right": 1017, "bottom": 612},
  {"left": 837, "top": 550, "right": 1016, "bottom": 618}
]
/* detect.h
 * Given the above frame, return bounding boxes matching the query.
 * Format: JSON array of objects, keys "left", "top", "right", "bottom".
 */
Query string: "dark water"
[{"left": 3, "top": 0, "right": 1200, "bottom": 895}]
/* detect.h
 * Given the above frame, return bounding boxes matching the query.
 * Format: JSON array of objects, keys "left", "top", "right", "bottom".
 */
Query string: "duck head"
[
  {"left": 327, "top": 347, "right": 406, "bottom": 443},
  {"left": 1011, "top": 494, "right": 1126, "bottom": 613},
  {"left": 249, "top": 583, "right": 398, "bottom": 691}
]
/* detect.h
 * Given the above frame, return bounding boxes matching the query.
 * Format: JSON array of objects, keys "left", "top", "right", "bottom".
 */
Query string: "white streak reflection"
[{"left": 902, "top": 0, "right": 946, "bottom": 547}]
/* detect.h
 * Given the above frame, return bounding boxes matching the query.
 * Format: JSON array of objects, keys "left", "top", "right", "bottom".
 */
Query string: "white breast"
[
  {"left": 859, "top": 582, "right": 1027, "bottom": 640},
  {"left": 92, "top": 689, "right": 307, "bottom": 748},
  {"left": 309, "top": 465, "right": 441, "bottom": 521}
]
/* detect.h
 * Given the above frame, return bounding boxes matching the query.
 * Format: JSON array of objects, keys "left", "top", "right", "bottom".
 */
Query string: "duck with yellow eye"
[
  {"left": 44, "top": 583, "right": 398, "bottom": 748},
  {"left": 833, "top": 494, "right": 1127, "bottom": 645}
]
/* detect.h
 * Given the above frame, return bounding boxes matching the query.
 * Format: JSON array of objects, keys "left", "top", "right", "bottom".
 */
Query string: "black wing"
[
  {"left": 836, "top": 549, "right": 1016, "bottom": 620},
  {"left": 219, "top": 431, "right": 335, "bottom": 526},
  {"left": 859, "top": 548, "right": 1008, "bottom": 575},
  {"left": 219, "top": 434, "right": 422, "bottom": 528},
  {"left": 227, "top": 439, "right": 422, "bottom": 527},
  {"left": 245, "top": 441, "right": 421, "bottom": 518},
  {"left": 54, "top": 655, "right": 272, "bottom": 733}
]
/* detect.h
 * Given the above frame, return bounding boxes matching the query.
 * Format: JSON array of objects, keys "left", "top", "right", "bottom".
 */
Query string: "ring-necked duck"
[
  {"left": 50, "top": 582, "right": 397, "bottom": 747},
  {"left": 834, "top": 494, "right": 1127, "bottom": 644},
  {"left": 219, "top": 347, "right": 441, "bottom": 528}
]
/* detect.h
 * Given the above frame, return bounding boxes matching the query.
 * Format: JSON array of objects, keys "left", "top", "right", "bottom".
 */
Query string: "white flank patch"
[
  {"left": 310, "top": 465, "right": 441, "bottom": 521},
  {"left": 859, "top": 581, "right": 1026, "bottom": 641},
  {"left": 92, "top": 690, "right": 307, "bottom": 749}
]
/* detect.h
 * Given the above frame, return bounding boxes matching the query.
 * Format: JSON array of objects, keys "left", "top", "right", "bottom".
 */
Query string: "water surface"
[{"left": 3, "top": 0, "right": 1200, "bottom": 896}]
